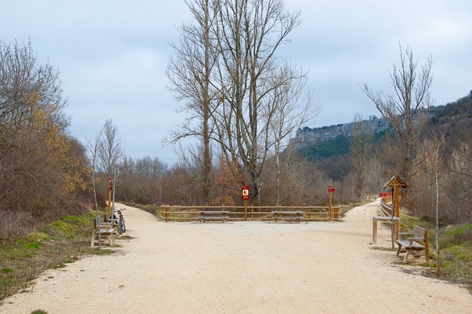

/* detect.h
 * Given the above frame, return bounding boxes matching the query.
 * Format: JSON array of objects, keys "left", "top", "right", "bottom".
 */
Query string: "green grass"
[
  {"left": 399, "top": 213, "right": 472, "bottom": 286},
  {"left": 0, "top": 211, "right": 115, "bottom": 301}
]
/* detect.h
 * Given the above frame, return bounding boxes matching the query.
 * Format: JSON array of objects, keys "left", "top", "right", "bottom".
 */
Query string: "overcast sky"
[{"left": 1, "top": 0, "right": 471, "bottom": 165}]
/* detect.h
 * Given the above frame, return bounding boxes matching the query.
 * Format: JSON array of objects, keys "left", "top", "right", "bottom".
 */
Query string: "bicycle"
[{"left": 113, "top": 208, "right": 126, "bottom": 234}]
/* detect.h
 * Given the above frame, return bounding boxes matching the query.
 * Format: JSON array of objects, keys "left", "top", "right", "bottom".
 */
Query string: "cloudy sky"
[{"left": 1, "top": 0, "right": 471, "bottom": 165}]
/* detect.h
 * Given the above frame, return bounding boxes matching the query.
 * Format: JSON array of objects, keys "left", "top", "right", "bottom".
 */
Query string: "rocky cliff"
[{"left": 292, "top": 116, "right": 391, "bottom": 150}]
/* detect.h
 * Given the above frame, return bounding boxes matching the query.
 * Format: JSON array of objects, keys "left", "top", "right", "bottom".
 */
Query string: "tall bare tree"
[
  {"left": 211, "top": 0, "right": 306, "bottom": 204},
  {"left": 85, "top": 128, "right": 105, "bottom": 220},
  {"left": 166, "top": 0, "right": 220, "bottom": 205},
  {"left": 167, "top": 0, "right": 315, "bottom": 205},
  {"left": 268, "top": 64, "right": 320, "bottom": 205},
  {"left": 363, "top": 45, "right": 434, "bottom": 182},
  {"left": 349, "top": 113, "right": 374, "bottom": 200},
  {"left": 97, "top": 119, "right": 125, "bottom": 211}
]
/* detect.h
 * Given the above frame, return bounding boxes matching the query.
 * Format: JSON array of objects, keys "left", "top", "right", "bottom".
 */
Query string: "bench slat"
[
  {"left": 197, "top": 211, "right": 228, "bottom": 223},
  {"left": 396, "top": 240, "right": 424, "bottom": 250}
]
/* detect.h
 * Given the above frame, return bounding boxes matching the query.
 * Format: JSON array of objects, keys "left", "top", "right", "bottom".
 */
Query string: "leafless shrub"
[{"left": 0, "top": 210, "right": 37, "bottom": 239}]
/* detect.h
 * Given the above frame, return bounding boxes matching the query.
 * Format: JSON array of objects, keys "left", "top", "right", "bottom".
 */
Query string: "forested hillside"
[{"left": 291, "top": 91, "right": 472, "bottom": 222}]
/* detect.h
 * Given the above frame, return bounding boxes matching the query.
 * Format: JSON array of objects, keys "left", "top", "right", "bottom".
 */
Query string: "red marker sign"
[
  {"left": 242, "top": 185, "right": 250, "bottom": 200},
  {"left": 328, "top": 185, "right": 335, "bottom": 193}
]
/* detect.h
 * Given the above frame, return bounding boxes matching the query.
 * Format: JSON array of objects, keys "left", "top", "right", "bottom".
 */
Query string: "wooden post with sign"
[
  {"left": 107, "top": 177, "right": 113, "bottom": 218},
  {"left": 328, "top": 185, "right": 335, "bottom": 221},
  {"left": 242, "top": 185, "right": 250, "bottom": 221},
  {"left": 383, "top": 175, "right": 408, "bottom": 248}
]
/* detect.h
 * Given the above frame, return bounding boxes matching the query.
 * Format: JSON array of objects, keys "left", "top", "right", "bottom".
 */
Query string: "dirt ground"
[{"left": 1, "top": 200, "right": 471, "bottom": 314}]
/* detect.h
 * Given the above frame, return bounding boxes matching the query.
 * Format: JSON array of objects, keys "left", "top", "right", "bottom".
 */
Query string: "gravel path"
[{"left": 1, "top": 200, "right": 471, "bottom": 313}]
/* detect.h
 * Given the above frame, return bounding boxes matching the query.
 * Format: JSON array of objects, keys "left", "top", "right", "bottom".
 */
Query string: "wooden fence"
[
  {"left": 159, "top": 205, "right": 341, "bottom": 222},
  {"left": 374, "top": 197, "right": 400, "bottom": 242},
  {"left": 379, "top": 197, "right": 393, "bottom": 217}
]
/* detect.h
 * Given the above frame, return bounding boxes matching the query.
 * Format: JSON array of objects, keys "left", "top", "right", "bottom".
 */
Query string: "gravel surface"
[{"left": 1, "top": 200, "right": 471, "bottom": 313}]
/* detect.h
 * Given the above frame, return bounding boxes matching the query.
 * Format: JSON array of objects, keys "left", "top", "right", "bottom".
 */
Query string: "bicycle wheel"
[
  {"left": 122, "top": 220, "right": 126, "bottom": 233},
  {"left": 118, "top": 218, "right": 125, "bottom": 234}
]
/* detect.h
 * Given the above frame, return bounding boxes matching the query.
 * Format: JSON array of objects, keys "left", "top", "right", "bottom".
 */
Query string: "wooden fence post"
[
  {"left": 334, "top": 207, "right": 340, "bottom": 221},
  {"left": 162, "top": 205, "right": 169, "bottom": 222}
]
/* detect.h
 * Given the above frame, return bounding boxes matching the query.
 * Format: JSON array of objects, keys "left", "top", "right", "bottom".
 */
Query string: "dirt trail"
[{"left": 1, "top": 200, "right": 471, "bottom": 313}]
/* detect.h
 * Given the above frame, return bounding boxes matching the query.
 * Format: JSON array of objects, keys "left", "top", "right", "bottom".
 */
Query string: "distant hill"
[
  {"left": 429, "top": 92, "right": 472, "bottom": 125},
  {"left": 292, "top": 116, "right": 391, "bottom": 151},
  {"left": 292, "top": 91, "right": 472, "bottom": 163}
]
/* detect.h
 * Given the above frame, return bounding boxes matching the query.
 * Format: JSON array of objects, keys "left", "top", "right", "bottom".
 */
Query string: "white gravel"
[{"left": 1, "top": 200, "right": 471, "bottom": 314}]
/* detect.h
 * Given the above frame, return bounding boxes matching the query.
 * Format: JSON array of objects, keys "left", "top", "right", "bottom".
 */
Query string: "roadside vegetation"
[
  {"left": 0, "top": 210, "right": 115, "bottom": 302},
  {"left": 399, "top": 212, "right": 472, "bottom": 290}
]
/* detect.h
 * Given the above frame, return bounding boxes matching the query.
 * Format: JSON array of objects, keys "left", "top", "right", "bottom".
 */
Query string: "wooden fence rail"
[
  {"left": 380, "top": 198, "right": 393, "bottom": 217},
  {"left": 159, "top": 205, "right": 341, "bottom": 222}
]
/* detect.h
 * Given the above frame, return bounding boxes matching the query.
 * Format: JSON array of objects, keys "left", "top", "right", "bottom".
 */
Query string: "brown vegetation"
[{"left": 0, "top": 40, "right": 91, "bottom": 239}]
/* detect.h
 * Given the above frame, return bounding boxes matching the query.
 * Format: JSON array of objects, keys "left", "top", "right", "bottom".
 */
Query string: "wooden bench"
[
  {"left": 197, "top": 211, "right": 229, "bottom": 223},
  {"left": 105, "top": 212, "right": 120, "bottom": 234},
  {"left": 396, "top": 226, "right": 429, "bottom": 262},
  {"left": 272, "top": 211, "right": 304, "bottom": 223},
  {"left": 91, "top": 218, "right": 115, "bottom": 247}
]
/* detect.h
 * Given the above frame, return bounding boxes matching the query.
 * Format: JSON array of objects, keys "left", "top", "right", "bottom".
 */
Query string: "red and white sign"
[
  {"left": 242, "top": 185, "right": 250, "bottom": 201},
  {"left": 328, "top": 185, "right": 335, "bottom": 193}
]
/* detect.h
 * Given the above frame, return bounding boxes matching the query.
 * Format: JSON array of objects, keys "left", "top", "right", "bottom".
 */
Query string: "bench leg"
[
  {"left": 404, "top": 250, "right": 410, "bottom": 263},
  {"left": 373, "top": 218, "right": 377, "bottom": 244},
  {"left": 396, "top": 244, "right": 402, "bottom": 256}
]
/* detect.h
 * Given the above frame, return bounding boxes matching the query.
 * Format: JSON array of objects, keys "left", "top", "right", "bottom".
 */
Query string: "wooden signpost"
[
  {"left": 242, "top": 185, "right": 250, "bottom": 221},
  {"left": 383, "top": 175, "right": 409, "bottom": 249},
  {"left": 107, "top": 177, "right": 113, "bottom": 218},
  {"left": 328, "top": 185, "right": 335, "bottom": 221}
]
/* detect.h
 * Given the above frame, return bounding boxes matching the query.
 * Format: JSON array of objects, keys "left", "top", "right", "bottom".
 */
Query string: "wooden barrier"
[
  {"left": 373, "top": 216, "right": 400, "bottom": 244},
  {"left": 372, "top": 199, "right": 400, "bottom": 243},
  {"left": 159, "top": 205, "right": 341, "bottom": 222},
  {"left": 380, "top": 198, "right": 393, "bottom": 216}
]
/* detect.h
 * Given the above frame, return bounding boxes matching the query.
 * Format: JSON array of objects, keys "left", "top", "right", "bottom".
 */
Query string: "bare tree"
[
  {"left": 445, "top": 126, "right": 472, "bottom": 222},
  {"left": 166, "top": 0, "right": 220, "bottom": 205},
  {"left": 0, "top": 39, "right": 69, "bottom": 132},
  {"left": 85, "top": 128, "right": 104, "bottom": 216},
  {"left": 349, "top": 113, "right": 374, "bottom": 200},
  {"left": 85, "top": 126, "right": 110, "bottom": 251},
  {"left": 211, "top": 0, "right": 306, "bottom": 204},
  {"left": 363, "top": 45, "right": 434, "bottom": 182},
  {"left": 268, "top": 64, "right": 320, "bottom": 205},
  {"left": 167, "top": 0, "right": 314, "bottom": 205},
  {"left": 97, "top": 119, "right": 125, "bottom": 211}
]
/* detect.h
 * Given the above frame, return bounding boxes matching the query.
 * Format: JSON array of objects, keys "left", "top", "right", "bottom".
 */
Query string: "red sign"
[
  {"left": 242, "top": 185, "right": 250, "bottom": 201},
  {"left": 328, "top": 185, "right": 335, "bottom": 193},
  {"left": 108, "top": 177, "right": 113, "bottom": 190}
]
